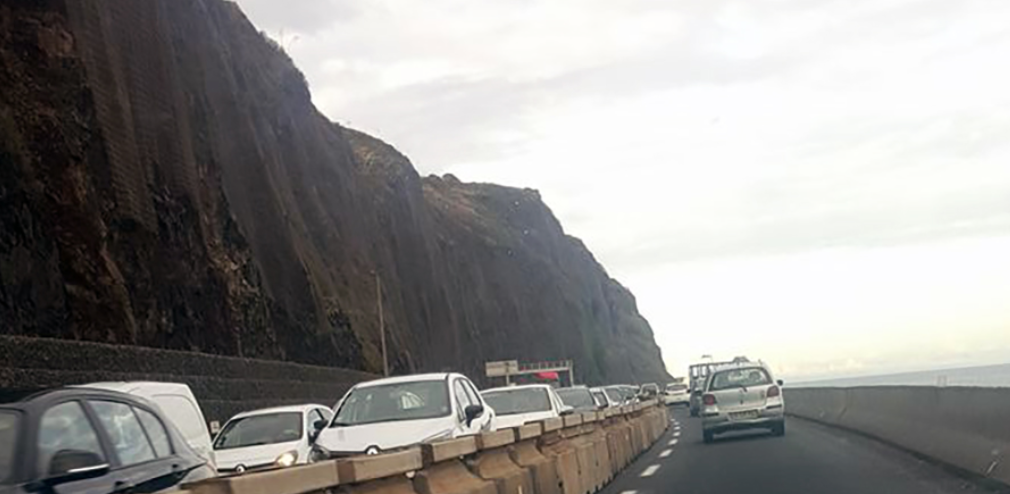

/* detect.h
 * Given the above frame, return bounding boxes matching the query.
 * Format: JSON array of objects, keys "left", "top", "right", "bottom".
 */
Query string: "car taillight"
[
  {"left": 702, "top": 394, "right": 716, "bottom": 406},
  {"left": 767, "top": 385, "right": 781, "bottom": 398}
]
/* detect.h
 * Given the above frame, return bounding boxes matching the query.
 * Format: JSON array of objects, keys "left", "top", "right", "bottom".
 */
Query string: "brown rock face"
[{"left": 0, "top": 0, "right": 669, "bottom": 384}]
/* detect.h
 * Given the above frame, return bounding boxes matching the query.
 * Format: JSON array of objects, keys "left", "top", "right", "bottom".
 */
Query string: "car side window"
[
  {"left": 319, "top": 408, "right": 333, "bottom": 422},
  {"left": 90, "top": 401, "right": 157, "bottom": 467},
  {"left": 452, "top": 380, "right": 471, "bottom": 421},
  {"left": 134, "top": 407, "right": 172, "bottom": 458},
  {"left": 37, "top": 401, "right": 107, "bottom": 476}
]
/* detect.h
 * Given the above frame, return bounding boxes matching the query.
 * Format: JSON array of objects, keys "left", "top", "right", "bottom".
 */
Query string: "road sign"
[{"left": 485, "top": 360, "right": 519, "bottom": 377}]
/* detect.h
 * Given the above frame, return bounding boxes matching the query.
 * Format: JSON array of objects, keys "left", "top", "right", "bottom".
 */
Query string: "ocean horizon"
[{"left": 789, "top": 362, "right": 1010, "bottom": 388}]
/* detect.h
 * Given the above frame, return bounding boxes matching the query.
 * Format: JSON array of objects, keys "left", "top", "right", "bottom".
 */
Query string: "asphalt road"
[{"left": 600, "top": 407, "right": 1009, "bottom": 494}]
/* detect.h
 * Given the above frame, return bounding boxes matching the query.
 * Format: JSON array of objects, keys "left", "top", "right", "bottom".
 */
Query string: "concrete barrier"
[
  {"left": 540, "top": 423, "right": 584, "bottom": 494},
  {"left": 339, "top": 449, "right": 423, "bottom": 494},
  {"left": 416, "top": 438, "right": 496, "bottom": 494},
  {"left": 510, "top": 423, "right": 561, "bottom": 494},
  {"left": 471, "top": 430, "right": 533, "bottom": 494},
  {"left": 787, "top": 387, "right": 1010, "bottom": 486},
  {"left": 184, "top": 461, "right": 340, "bottom": 494},
  {"left": 177, "top": 401, "right": 671, "bottom": 494}
]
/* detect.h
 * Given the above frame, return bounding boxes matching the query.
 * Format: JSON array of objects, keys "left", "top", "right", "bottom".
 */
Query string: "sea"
[{"left": 789, "top": 362, "right": 1010, "bottom": 388}]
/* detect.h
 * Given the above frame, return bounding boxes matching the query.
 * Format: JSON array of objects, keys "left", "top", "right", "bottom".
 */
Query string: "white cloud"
[{"left": 236, "top": 0, "right": 1010, "bottom": 379}]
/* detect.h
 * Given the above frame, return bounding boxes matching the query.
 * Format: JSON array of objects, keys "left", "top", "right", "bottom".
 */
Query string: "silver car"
[{"left": 700, "top": 363, "right": 785, "bottom": 443}]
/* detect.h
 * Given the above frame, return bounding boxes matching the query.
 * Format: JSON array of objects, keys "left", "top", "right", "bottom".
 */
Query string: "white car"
[
  {"left": 590, "top": 387, "right": 618, "bottom": 408},
  {"left": 311, "top": 373, "right": 494, "bottom": 459},
  {"left": 481, "top": 384, "right": 572, "bottom": 429},
  {"left": 663, "top": 382, "right": 690, "bottom": 407},
  {"left": 80, "top": 381, "right": 217, "bottom": 470},
  {"left": 213, "top": 404, "right": 333, "bottom": 473}
]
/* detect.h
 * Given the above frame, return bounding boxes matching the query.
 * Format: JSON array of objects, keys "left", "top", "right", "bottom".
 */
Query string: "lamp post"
[{"left": 374, "top": 270, "right": 388, "bottom": 377}]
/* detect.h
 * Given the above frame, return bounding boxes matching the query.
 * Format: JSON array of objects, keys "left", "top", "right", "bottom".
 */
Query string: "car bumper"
[{"left": 702, "top": 407, "right": 784, "bottom": 432}]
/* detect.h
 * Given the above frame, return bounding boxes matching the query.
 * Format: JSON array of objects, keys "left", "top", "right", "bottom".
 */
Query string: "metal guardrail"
[{"left": 518, "top": 360, "right": 573, "bottom": 372}]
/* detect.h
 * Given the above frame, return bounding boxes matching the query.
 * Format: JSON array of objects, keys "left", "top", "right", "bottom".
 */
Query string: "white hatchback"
[
  {"left": 311, "top": 373, "right": 494, "bottom": 460},
  {"left": 213, "top": 404, "right": 332, "bottom": 473},
  {"left": 481, "top": 384, "right": 572, "bottom": 429}
]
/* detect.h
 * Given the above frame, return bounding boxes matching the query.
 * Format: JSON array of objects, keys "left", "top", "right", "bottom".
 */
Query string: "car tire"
[
  {"left": 772, "top": 421, "right": 786, "bottom": 437},
  {"left": 703, "top": 430, "right": 714, "bottom": 444}
]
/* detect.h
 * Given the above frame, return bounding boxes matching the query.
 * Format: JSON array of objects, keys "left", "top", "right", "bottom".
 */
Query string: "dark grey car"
[{"left": 0, "top": 387, "right": 214, "bottom": 494}]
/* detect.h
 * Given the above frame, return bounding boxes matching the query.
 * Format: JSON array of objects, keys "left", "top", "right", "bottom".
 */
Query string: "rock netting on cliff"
[{"left": 0, "top": 0, "right": 669, "bottom": 384}]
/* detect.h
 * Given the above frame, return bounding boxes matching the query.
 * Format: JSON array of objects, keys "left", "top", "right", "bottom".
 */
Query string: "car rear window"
[
  {"left": 556, "top": 388, "right": 595, "bottom": 409},
  {"left": 709, "top": 368, "right": 772, "bottom": 391},
  {"left": 482, "top": 388, "right": 551, "bottom": 415},
  {"left": 0, "top": 411, "right": 18, "bottom": 484}
]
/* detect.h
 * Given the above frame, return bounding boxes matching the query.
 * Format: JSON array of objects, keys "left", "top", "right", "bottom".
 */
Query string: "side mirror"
[
  {"left": 559, "top": 406, "right": 575, "bottom": 416},
  {"left": 44, "top": 451, "right": 109, "bottom": 486},
  {"left": 464, "top": 404, "right": 484, "bottom": 427},
  {"left": 310, "top": 419, "right": 328, "bottom": 442},
  {"left": 777, "top": 380, "right": 784, "bottom": 386}
]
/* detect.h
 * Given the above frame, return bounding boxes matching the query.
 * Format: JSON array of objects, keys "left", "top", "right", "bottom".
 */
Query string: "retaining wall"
[
  {"left": 0, "top": 335, "right": 377, "bottom": 423},
  {"left": 178, "top": 400, "right": 669, "bottom": 494},
  {"left": 786, "top": 387, "right": 1010, "bottom": 486}
]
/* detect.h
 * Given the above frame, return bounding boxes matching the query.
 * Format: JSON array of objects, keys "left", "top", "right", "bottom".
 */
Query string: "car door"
[
  {"left": 86, "top": 399, "right": 190, "bottom": 494},
  {"left": 450, "top": 378, "right": 476, "bottom": 436},
  {"left": 34, "top": 400, "right": 117, "bottom": 494},
  {"left": 460, "top": 379, "right": 492, "bottom": 431}
]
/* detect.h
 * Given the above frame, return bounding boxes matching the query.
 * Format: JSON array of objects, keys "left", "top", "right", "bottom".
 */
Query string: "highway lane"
[{"left": 601, "top": 407, "right": 1009, "bottom": 494}]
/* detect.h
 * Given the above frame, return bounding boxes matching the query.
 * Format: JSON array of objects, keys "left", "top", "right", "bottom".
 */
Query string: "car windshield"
[
  {"left": 710, "top": 368, "right": 772, "bottom": 391},
  {"left": 481, "top": 388, "right": 551, "bottom": 415},
  {"left": 556, "top": 388, "right": 596, "bottom": 409},
  {"left": 0, "top": 411, "right": 18, "bottom": 484},
  {"left": 214, "top": 412, "right": 302, "bottom": 449},
  {"left": 591, "top": 390, "right": 608, "bottom": 405},
  {"left": 666, "top": 384, "right": 687, "bottom": 392},
  {"left": 333, "top": 380, "right": 450, "bottom": 426}
]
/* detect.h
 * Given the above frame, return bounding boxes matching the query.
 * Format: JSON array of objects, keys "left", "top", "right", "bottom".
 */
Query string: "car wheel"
[
  {"left": 772, "top": 421, "right": 786, "bottom": 437},
  {"left": 703, "top": 430, "right": 714, "bottom": 444}
]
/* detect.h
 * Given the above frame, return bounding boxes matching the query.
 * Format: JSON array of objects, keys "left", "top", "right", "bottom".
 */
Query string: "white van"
[{"left": 81, "top": 381, "right": 217, "bottom": 470}]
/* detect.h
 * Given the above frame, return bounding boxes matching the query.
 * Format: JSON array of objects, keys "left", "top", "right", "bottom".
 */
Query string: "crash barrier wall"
[
  {"left": 785, "top": 387, "right": 1010, "bottom": 486},
  {"left": 0, "top": 335, "right": 377, "bottom": 423},
  {"left": 177, "top": 400, "right": 670, "bottom": 494}
]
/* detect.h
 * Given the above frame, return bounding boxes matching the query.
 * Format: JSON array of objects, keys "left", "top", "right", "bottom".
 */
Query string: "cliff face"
[{"left": 0, "top": 0, "right": 669, "bottom": 384}]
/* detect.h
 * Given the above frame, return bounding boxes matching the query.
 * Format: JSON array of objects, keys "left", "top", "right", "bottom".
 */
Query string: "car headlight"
[
  {"left": 275, "top": 450, "right": 298, "bottom": 467},
  {"left": 365, "top": 446, "right": 380, "bottom": 456}
]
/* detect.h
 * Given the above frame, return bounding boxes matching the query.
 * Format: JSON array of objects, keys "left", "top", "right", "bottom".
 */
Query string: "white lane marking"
[
  {"left": 620, "top": 491, "right": 638, "bottom": 494},
  {"left": 640, "top": 464, "right": 661, "bottom": 477},
  {"left": 668, "top": 438, "right": 679, "bottom": 446},
  {"left": 673, "top": 431, "right": 681, "bottom": 437},
  {"left": 659, "top": 448, "right": 673, "bottom": 458}
]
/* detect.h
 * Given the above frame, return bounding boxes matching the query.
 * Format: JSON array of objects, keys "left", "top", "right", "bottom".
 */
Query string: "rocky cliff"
[{"left": 0, "top": 0, "right": 669, "bottom": 384}]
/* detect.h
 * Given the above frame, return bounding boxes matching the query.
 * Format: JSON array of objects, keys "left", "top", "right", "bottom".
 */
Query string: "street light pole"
[{"left": 375, "top": 271, "right": 388, "bottom": 377}]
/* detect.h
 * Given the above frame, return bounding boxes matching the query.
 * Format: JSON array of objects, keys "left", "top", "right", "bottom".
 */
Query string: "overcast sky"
[{"left": 234, "top": 0, "right": 1010, "bottom": 381}]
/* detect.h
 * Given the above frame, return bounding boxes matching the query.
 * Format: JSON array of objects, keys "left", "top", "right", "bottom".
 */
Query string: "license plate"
[{"left": 730, "top": 410, "right": 759, "bottom": 420}]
